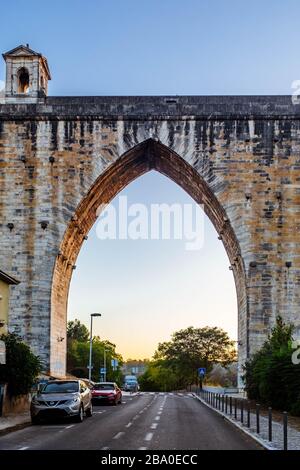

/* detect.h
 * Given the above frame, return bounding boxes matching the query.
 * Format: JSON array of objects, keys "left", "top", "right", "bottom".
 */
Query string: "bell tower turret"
[{"left": 2, "top": 44, "right": 51, "bottom": 103}]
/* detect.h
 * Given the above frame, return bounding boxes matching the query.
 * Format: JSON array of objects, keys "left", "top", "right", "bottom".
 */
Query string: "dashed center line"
[
  {"left": 126, "top": 422, "right": 133, "bottom": 428},
  {"left": 19, "top": 446, "right": 29, "bottom": 450},
  {"left": 145, "top": 432, "right": 153, "bottom": 441},
  {"left": 113, "top": 432, "right": 125, "bottom": 439},
  {"left": 155, "top": 416, "right": 160, "bottom": 421},
  {"left": 150, "top": 423, "right": 158, "bottom": 429}
]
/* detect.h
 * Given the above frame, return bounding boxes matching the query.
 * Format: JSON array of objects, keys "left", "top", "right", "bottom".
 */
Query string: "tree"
[
  {"left": 66, "top": 321, "right": 124, "bottom": 384},
  {"left": 67, "top": 319, "right": 89, "bottom": 342},
  {"left": 0, "top": 333, "right": 42, "bottom": 397},
  {"left": 155, "top": 326, "right": 236, "bottom": 387},
  {"left": 244, "top": 316, "right": 300, "bottom": 415},
  {"left": 139, "top": 360, "right": 178, "bottom": 392},
  {"left": 139, "top": 326, "right": 236, "bottom": 391}
]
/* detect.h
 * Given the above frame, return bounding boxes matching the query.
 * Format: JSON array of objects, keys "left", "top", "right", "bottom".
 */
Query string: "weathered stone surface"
[{"left": 0, "top": 96, "right": 300, "bottom": 377}]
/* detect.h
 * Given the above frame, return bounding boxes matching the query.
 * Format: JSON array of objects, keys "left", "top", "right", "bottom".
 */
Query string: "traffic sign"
[
  {"left": 100, "top": 367, "right": 106, "bottom": 374},
  {"left": 198, "top": 367, "right": 206, "bottom": 377}
]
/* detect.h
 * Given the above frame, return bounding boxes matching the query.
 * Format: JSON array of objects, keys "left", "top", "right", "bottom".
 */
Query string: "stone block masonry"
[{"left": 0, "top": 95, "right": 300, "bottom": 377}]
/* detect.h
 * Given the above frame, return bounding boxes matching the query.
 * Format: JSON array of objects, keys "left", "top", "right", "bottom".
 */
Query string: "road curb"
[
  {"left": 192, "top": 394, "right": 278, "bottom": 451},
  {"left": 0, "top": 420, "right": 31, "bottom": 437}
]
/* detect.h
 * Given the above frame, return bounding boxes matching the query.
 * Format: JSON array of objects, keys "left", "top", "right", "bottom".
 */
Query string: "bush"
[
  {"left": 0, "top": 333, "right": 42, "bottom": 397},
  {"left": 244, "top": 316, "right": 300, "bottom": 415}
]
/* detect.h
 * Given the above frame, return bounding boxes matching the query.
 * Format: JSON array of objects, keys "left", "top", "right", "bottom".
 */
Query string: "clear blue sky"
[
  {"left": 1, "top": 0, "right": 299, "bottom": 95},
  {"left": 1, "top": 1, "right": 299, "bottom": 359}
]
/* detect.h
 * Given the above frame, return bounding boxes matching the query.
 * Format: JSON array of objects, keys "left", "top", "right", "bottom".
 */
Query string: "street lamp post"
[{"left": 88, "top": 313, "right": 102, "bottom": 382}]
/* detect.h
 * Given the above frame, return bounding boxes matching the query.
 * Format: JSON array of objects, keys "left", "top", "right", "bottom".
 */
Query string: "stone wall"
[{"left": 0, "top": 96, "right": 300, "bottom": 377}]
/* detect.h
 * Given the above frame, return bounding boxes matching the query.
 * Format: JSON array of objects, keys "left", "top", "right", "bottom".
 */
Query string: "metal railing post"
[
  {"left": 241, "top": 400, "right": 244, "bottom": 424},
  {"left": 225, "top": 395, "right": 228, "bottom": 414},
  {"left": 234, "top": 398, "right": 237, "bottom": 419},
  {"left": 230, "top": 396, "right": 232, "bottom": 415},
  {"left": 268, "top": 407, "right": 272, "bottom": 442},
  {"left": 283, "top": 412, "right": 288, "bottom": 451},
  {"left": 256, "top": 404, "right": 260, "bottom": 434},
  {"left": 247, "top": 401, "right": 250, "bottom": 428}
]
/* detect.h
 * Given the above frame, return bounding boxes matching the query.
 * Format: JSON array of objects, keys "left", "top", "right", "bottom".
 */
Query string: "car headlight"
[{"left": 68, "top": 397, "right": 80, "bottom": 405}]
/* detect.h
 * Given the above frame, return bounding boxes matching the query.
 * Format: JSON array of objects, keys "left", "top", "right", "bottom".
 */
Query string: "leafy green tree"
[
  {"left": 66, "top": 321, "right": 124, "bottom": 384},
  {"left": 244, "top": 316, "right": 300, "bottom": 415},
  {"left": 67, "top": 319, "right": 89, "bottom": 342},
  {"left": 139, "top": 326, "right": 236, "bottom": 391},
  {"left": 139, "top": 360, "right": 178, "bottom": 392},
  {"left": 0, "top": 333, "right": 42, "bottom": 397},
  {"left": 155, "top": 326, "right": 236, "bottom": 387}
]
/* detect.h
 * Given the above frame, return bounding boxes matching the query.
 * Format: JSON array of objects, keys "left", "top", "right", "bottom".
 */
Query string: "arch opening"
[
  {"left": 17, "top": 67, "right": 30, "bottom": 94},
  {"left": 50, "top": 139, "right": 248, "bottom": 378}
]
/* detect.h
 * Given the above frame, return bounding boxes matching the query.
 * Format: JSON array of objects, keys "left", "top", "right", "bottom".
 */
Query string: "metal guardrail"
[{"left": 197, "top": 389, "right": 288, "bottom": 450}]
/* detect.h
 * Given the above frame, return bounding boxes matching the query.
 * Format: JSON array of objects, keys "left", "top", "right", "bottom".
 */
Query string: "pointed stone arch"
[{"left": 50, "top": 138, "right": 247, "bottom": 376}]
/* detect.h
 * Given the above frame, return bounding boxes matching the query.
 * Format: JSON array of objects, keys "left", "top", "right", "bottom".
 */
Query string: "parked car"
[
  {"left": 30, "top": 379, "right": 92, "bottom": 424},
  {"left": 92, "top": 382, "right": 122, "bottom": 405}
]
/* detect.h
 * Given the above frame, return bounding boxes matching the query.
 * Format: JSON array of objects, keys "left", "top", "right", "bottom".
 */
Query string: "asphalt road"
[{"left": 0, "top": 392, "right": 262, "bottom": 450}]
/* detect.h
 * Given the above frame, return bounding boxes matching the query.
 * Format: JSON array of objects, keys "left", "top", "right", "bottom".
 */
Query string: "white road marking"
[
  {"left": 139, "top": 447, "right": 147, "bottom": 450},
  {"left": 155, "top": 416, "right": 160, "bottom": 421},
  {"left": 113, "top": 432, "right": 125, "bottom": 439},
  {"left": 94, "top": 411, "right": 103, "bottom": 414},
  {"left": 122, "top": 401, "right": 126, "bottom": 404},
  {"left": 19, "top": 446, "right": 29, "bottom": 450},
  {"left": 101, "top": 446, "right": 109, "bottom": 450},
  {"left": 133, "top": 415, "right": 139, "bottom": 420},
  {"left": 150, "top": 423, "right": 158, "bottom": 429},
  {"left": 125, "top": 422, "right": 133, "bottom": 428},
  {"left": 157, "top": 411, "right": 162, "bottom": 415},
  {"left": 65, "top": 424, "right": 75, "bottom": 429},
  {"left": 145, "top": 432, "right": 153, "bottom": 441}
]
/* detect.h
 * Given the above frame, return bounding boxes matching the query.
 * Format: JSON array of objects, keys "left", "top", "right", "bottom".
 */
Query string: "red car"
[{"left": 92, "top": 382, "right": 122, "bottom": 405}]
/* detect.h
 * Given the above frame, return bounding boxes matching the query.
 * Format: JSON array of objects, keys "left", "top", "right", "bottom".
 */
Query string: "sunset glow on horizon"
[{"left": 68, "top": 171, "right": 238, "bottom": 361}]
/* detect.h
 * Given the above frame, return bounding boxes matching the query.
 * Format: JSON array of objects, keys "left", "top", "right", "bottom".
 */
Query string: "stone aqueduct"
[{"left": 1, "top": 47, "right": 300, "bottom": 378}]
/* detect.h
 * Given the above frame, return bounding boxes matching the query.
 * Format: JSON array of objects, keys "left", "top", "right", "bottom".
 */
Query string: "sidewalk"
[
  {"left": 0, "top": 412, "right": 31, "bottom": 435},
  {"left": 195, "top": 393, "right": 300, "bottom": 450}
]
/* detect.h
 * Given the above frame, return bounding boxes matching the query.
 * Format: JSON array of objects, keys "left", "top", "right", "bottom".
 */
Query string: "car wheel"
[
  {"left": 75, "top": 404, "right": 84, "bottom": 422},
  {"left": 31, "top": 415, "right": 40, "bottom": 425},
  {"left": 86, "top": 404, "right": 93, "bottom": 417}
]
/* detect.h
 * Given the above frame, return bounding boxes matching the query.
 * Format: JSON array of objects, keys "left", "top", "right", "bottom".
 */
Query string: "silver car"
[{"left": 30, "top": 380, "right": 92, "bottom": 424}]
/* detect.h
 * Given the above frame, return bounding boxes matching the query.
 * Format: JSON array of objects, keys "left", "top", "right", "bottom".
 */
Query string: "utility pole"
[{"left": 88, "top": 313, "right": 101, "bottom": 381}]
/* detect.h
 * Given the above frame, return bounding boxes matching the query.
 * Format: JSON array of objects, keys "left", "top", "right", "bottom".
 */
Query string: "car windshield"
[
  {"left": 93, "top": 383, "right": 114, "bottom": 390},
  {"left": 42, "top": 381, "right": 79, "bottom": 394}
]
